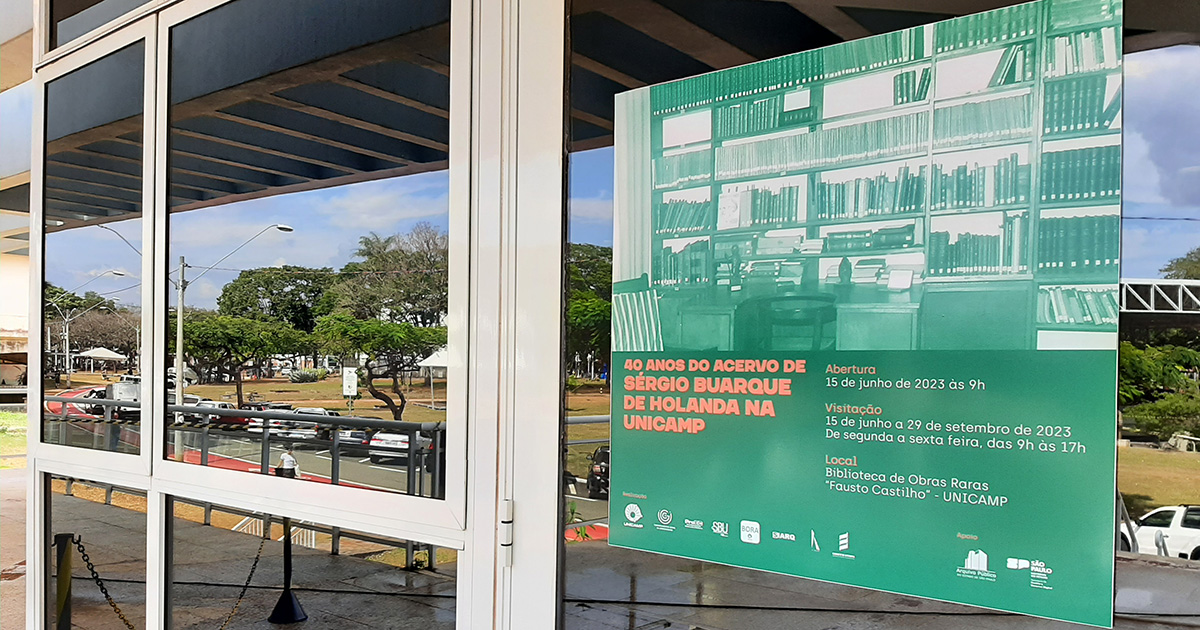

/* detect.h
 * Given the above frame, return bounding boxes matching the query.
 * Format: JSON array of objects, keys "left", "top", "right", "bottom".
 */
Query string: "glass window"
[
  {"left": 163, "top": 0, "right": 452, "bottom": 498},
  {"left": 51, "top": 0, "right": 152, "bottom": 50},
  {"left": 42, "top": 41, "right": 144, "bottom": 454},
  {"left": 1184, "top": 508, "right": 1200, "bottom": 530},
  {"left": 1140, "top": 509, "right": 1177, "bottom": 528},
  {"left": 168, "top": 496, "right": 456, "bottom": 628},
  {"left": 45, "top": 474, "right": 147, "bottom": 629}
]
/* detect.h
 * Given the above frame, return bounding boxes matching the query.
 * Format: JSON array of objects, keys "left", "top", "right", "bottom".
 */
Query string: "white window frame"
[
  {"left": 28, "top": 0, "right": 571, "bottom": 626},
  {"left": 29, "top": 15, "right": 158, "bottom": 480},
  {"left": 35, "top": 0, "right": 169, "bottom": 66}
]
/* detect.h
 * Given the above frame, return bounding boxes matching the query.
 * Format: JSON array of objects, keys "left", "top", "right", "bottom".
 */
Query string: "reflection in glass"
[
  {"left": 51, "top": 0, "right": 152, "bottom": 49},
  {"left": 46, "top": 475, "right": 147, "bottom": 629},
  {"left": 42, "top": 42, "right": 144, "bottom": 454},
  {"left": 163, "top": 0, "right": 452, "bottom": 497},
  {"left": 169, "top": 498, "right": 455, "bottom": 628}
]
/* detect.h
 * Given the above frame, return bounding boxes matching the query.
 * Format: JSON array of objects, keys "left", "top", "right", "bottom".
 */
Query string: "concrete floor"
[{"left": 2, "top": 467, "right": 1198, "bottom": 630}]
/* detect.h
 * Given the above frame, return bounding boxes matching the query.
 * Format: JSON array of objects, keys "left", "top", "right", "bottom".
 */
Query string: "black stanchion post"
[
  {"left": 260, "top": 427, "right": 270, "bottom": 475},
  {"left": 330, "top": 430, "right": 340, "bottom": 486},
  {"left": 268, "top": 517, "right": 307, "bottom": 624},
  {"left": 53, "top": 533, "right": 72, "bottom": 630}
]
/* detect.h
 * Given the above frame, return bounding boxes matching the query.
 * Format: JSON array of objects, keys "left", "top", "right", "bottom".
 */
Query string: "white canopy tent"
[
  {"left": 78, "top": 347, "right": 126, "bottom": 361},
  {"left": 418, "top": 348, "right": 447, "bottom": 410}
]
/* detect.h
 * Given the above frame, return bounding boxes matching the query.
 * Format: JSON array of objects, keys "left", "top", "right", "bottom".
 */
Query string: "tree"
[
  {"left": 70, "top": 310, "right": 139, "bottom": 369},
  {"left": 180, "top": 315, "right": 310, "bottom": 407},
  {"left": 1161, "top": 247, "right": 1200, "bottom": 280},
  {"left": 216, "top": 266, "right": 335, "bottom": 333},
  {"left": 327, "top": 223, "right": 449, "bottom": 326},
  {"left": 1124, "top": 393, "right": 1200, "bottom": 441},
  {"left": 314, "top": 313, "right": 446, "bottom": 420},
  {"left": 1118, "top": 342, "right": 1200, "bottom": 405},
  {"left": 565, "top": 244, "right": 613, "bottom": 376},
  {"left": 44, "top": 283, "right": 117, "bottom": 321}
]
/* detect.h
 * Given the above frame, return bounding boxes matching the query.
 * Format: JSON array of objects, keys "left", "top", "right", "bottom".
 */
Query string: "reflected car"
[
  {"left": 1132, "top": 505, "right": 1200, "bottom": 559},
  {"left": 43, "top": 385, "right": 107, "bottom": 419},
  {"left": 195, "top": 400, "right": 244, "bottom": 426},
  {"left": 368, "top": 432, "right": 433, "bottom": 466}
]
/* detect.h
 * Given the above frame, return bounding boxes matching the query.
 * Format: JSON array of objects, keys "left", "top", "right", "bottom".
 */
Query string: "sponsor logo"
[
  {"left": 955, "top": 549, "right": 996, "bottom": 582},
  {"left": 623, "top": 503, "right": 644, "bottom": 528},
  {"left": 712, "top": 521, "right": 729, "bottom": 537},
  {"left": 684, "top": 519, "right": 704, "bottom": 530},
  {"left": 740, "top": 520, "right": 761, "bottom": 544},
  {"left": 1008, "top": 558, "right": 1053, "bottom": 590},
  {"left": 655, "top": 509, "right": 675, "bottom": 532},
  {"left": 772, "top": 531, "right": 797, "bottom": 542},
  {"left": 810, "top": 530, "right": 820, "bottom": 552},
  {"left": 832, "top": 532, "right": 855, "bottom": 559}
]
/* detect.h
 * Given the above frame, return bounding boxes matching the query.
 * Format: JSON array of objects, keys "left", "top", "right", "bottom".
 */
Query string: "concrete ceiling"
[{"left": 1, "top": 0, "right": 1196, "bottom": 236}]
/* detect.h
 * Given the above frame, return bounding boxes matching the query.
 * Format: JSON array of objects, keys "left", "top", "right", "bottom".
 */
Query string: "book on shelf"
[
  {"left": 656, "top": 200, "right": 713, "bottom": 234},
  {"left": 716, "top": 97, "right": 785, "bottom": 138},
  {"left": 825, "top": 223, "right": 915, "bottom": 253},
  {"left": 1038, "top": 285, "right": 1118, "bottom": 326},
  {"left": 931, "top": 154, "right": 1030, "bottom": 210},
  {"left": 716, "top": 186, "right": 804, "bottom": 229},
  {"left": 655, "top": 240, "right": 711, "bottom": 286},
  {"left": 928, "top": 213, "right": 1028, "bottom": 277},
  {"left": 894, "top": 67, "right": 933, "bottom": 105},
  {"left": 935, "top": 2, "right": 1040, "bottom": 54},
  {"left": 653, "top": 149, "right": 712, "bottom": 189},
  {"left": 988, "top": 42, "right": 1035, "bottom": 87},
  {"left": 1036, "top": 215, "right": 1119, "bottom": 273},
  {"left": 1049, "top": 0, "right": 1119, "bottom": 30},
  {"left": 715, "top": 111, "right": 929, "bottom": 180},
  {"left": 852, "top": 258, "right": 887, "bottom": 283},
  {"left": 1043, "top": 74, "right": 1122, "bottom": 134},
  {"left": 800, "top": 238, "right": 825, "bottom": 254},
  {"left": 813, "top": 165, "right": 927, "bottom": 220},
  {"left": 1039, "top": 146, "right": 1121, "bottom": 203},
  {"left": 934, "top": 93, "right": 1032, "bottom": 148},
  {"left": 1045, "top": 26, "right": 1120, "bottom": 78}
]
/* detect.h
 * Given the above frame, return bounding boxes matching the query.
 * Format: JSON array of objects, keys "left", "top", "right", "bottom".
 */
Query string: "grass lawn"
[
  {"left": 0, "top": 411, "right": 27, "bottom": 469},
  {"left": 1119, "top": 446, "right": 1200, "bottom": 517}
]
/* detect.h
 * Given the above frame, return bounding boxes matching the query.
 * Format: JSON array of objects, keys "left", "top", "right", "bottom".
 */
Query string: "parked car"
[
  {"left": 586, "top": 445, "right": 609, "bottom": 500},
  {"left": 195, "top": 400, "right": 243, "bottom": 426},
  {"left": 368, "top": 431, "right": 433, "bottom": 467},
  {"left": 1128, "top": 505, "right": 1200, "bottom": 559}
]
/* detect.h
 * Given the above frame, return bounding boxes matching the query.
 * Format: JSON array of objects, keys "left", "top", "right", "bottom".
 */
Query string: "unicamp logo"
[{"left": 623, "top": 503, "right": 644, "bottom": 528}]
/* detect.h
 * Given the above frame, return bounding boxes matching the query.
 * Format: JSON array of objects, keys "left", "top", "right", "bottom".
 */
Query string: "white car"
[
  {"left": 1131, "top": 505, "right": 1200, "bottom": 560},
  {"left": 368, "top": 432, "right": 433, "bottom": 465}
]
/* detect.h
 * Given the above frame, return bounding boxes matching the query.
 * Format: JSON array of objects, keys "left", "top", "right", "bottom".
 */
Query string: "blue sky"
[{"left": 34, "top": 44, "right": 1200, "bottom": 307}]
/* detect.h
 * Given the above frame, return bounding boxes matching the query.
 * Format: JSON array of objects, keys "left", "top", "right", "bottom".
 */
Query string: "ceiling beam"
[
  {"left": 577, "top": 0, "right": 756, "bottom": 69},
  {"left": 330, "top": 76, "right": 449, "bottom": 119},
  {"left": 257, "top": 93, "right": 449, "bottom": 153},
  {"left": 208, "top": 110, "right": 414, "bottom": 165},
  {"left": 173, "top": 127, "right": 361, "bottom": 176},
  {"left": 1125, "top": 30, "right": 1200, "bottom": 53},
  {"left": 776, "top": 1, "right": 872, "bottom": 39},
  {"left": 572, "top": 54, "right": 646, "bottom": 89},
  {"left": 169, "top": 145, "right": 314, "bottom": 183},
  {"left": 572, "top": 109, "right": 615, "bottom": 132}
]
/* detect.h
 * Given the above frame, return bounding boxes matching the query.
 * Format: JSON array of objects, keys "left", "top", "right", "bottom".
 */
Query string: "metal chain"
[
  {"left": 218, "top": 536, "right": 267, "bottom": 630},
  {"left": 70, "top": 535, "right": 135, "bottom": 630}
]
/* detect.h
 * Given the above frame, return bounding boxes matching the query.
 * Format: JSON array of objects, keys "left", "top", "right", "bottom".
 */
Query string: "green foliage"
[
  {"left": 181, "top": 315, "right": 311, "bottom": 385},
  {"left": 1118, "top": 342, "right": 1200, "bottom": 405},
  {"left": 314, "top": 313, "right": 446, "bottom": 419},
  {"left": 1160, "top": 246, "right": 1200, "bottom": 280},
  {"left": 565, "top": 244, "right": 613, "bottom": 370},
  {"left": 43, "top": 282, "right": 120, "bottom": 321},
  {"left": 216, "top": 266, "right": 335, "bottom": 333},
  {"left": 1124, "top": 393, "right": 1200, "bottom": 441},
  {"left": 288, "top": 368, "right": 328, "bottom": 383},
  {"left": 327, "top": 223, "right": 449, "bottom": 326}
]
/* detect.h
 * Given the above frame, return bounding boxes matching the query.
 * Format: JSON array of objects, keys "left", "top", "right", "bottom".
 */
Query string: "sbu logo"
[
  {"left": 740, "top": 520, "right": 761, "bottom": 544},
  {"left": 711, "top": 521, "right": 729, "bottom": 537}
]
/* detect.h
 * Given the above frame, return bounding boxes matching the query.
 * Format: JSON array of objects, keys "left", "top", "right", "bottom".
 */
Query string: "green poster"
[{"left": 609, "top": 0, "right": 1121, "bottom": 626}]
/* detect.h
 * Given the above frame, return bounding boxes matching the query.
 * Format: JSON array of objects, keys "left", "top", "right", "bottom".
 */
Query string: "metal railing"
[
  {"left": 43, "top": 396, "right": 141, "bottom": 451},
  {"left": 167, "top": 404, "right": 446, "bottom": 499}
]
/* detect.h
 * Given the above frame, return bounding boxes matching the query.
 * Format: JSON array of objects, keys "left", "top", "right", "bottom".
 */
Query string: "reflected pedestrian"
[{"left": 277, "top": 446, "right": 300, "bottom": 479}]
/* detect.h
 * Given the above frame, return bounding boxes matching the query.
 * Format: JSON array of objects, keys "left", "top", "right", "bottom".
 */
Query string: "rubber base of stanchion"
[{"left": 267, "top": 589, "right": 307, "bottom": 624}]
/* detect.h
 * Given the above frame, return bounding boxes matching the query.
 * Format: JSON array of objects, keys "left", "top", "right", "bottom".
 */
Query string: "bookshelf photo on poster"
[
  {"left": 610, "top": 1, "right": 1123, "bottom": 627},
  {"left": 613, "top": 0, "right": 1121, "bottom": 353}
]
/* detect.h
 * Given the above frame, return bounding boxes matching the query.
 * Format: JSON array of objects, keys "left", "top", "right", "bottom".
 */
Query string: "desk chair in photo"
[
  {"left": 612, "top": 274, "right": 664, "bottom": 352},
  {"left": 734, "top": 293, "right": 837, "bottom": 351}
]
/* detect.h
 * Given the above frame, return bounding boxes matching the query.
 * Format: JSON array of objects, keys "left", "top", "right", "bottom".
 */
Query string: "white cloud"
[
  {"left": 313, "top": 174, "right": 449, "bottom": 230},
  {"left": 569, "top": 194, "right": 613, "bottom": 223}
]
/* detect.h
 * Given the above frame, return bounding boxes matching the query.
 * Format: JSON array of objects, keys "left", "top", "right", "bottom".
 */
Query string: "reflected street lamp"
[
  {"left": 50, "top": 269, "right": 127, "bottom": 388},
  {"left": 173, "top": 224, "right": 294, "bottom": 427}
]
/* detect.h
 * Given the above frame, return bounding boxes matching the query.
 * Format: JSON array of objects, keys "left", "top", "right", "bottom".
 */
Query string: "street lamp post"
[
  {"left": 48, "top": 270, "right": 127, "bottom": 388},
  {"left": 172, "top": 224, "right": 293, "bottom": 425}
]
